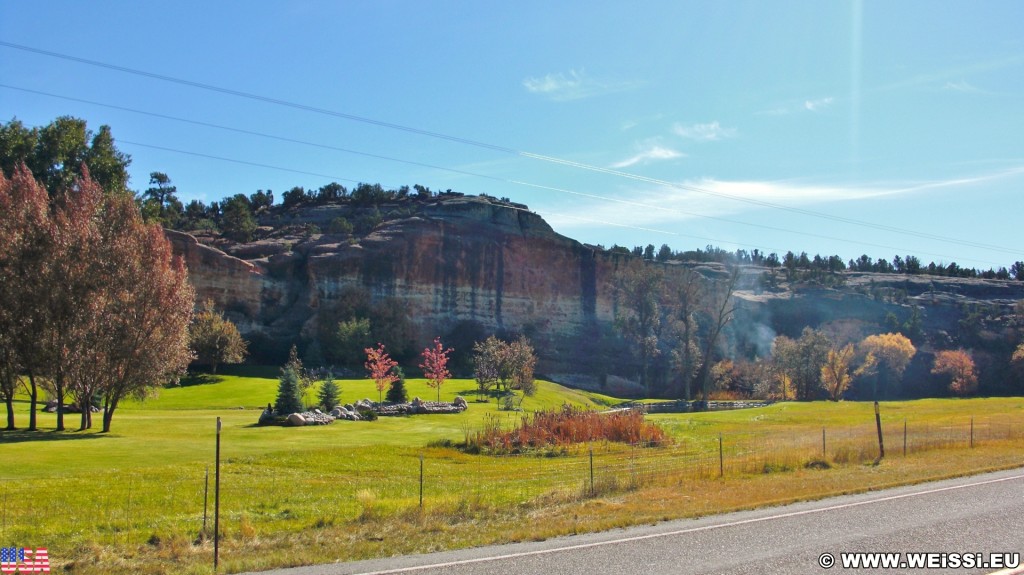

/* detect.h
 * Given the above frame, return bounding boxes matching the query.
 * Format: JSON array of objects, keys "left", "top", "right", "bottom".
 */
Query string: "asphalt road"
[{"left": 248, "top": 467, "right": 1024, "bottom": 575}]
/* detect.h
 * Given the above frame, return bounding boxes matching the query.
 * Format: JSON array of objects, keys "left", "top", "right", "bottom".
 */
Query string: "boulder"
[
  {"left": 286, "top": 412, "right": 307, "bottom": 427},
  {"left": 453, "top": 396, "right": 468, "bottom": 410}
]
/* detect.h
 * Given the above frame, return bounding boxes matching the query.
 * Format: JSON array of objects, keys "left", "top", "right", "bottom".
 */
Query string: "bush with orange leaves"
[{"left": 468, "top": 406, "right": 668, "bottom": 454}]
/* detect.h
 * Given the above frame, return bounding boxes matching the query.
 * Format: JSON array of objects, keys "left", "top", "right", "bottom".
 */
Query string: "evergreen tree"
[
  {"left": 221, "top": 195, "right": 256, "bottom": 242},
  {"left": 275, "top": 365, "right": 304, "bottom": 415},
  {"left": 317, "top": 371, "right": 340, "bottom": 411},
  {"left": 386, "top": 366, "right": 408, "bottom": 404}
]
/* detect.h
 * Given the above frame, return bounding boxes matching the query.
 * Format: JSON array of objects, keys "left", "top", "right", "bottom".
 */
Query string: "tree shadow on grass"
[
  {"left": 177, "top": 373, "right": 225, "bottom": 387},
  {"left": 0, "top": 428, "right": 112, "bottom": 444}
]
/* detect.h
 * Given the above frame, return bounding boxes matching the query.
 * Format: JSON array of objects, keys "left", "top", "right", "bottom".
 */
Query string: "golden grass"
[{"left": 3, "top": 391, "right": 1023, "bottom": 575}]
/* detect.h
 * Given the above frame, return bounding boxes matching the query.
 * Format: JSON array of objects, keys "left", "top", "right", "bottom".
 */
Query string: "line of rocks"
[{"left": 257, "top": 396, "right": 469, "bottom": 426}]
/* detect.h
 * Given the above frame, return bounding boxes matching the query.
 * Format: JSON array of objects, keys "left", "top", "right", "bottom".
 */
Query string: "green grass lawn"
[{"left": 2, "top": 374, "right": 1023, "bottom": 575}]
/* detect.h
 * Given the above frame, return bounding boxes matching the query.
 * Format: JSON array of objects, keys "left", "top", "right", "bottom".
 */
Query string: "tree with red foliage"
[
  {"left": 0, "top": 165, "right": 53, "bottom": 430},
  {"left": 419, "top": 337, "right": 452, "bottom": 402},
  {"left": 365, "top": 343, "right": 398, "bottom": 403},
  {"left": 0, "top": 163, "right": 194, "bottom": 432},
  {"left": 932, "top": 349, "right": 978, "bottom": 397}
]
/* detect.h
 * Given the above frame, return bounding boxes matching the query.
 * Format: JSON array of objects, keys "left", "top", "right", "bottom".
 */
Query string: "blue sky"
[{"left": 2, "top": 1, "right": 1022, "bottom": 270}]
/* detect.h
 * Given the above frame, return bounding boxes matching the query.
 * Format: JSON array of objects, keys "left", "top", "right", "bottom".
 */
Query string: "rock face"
[
  {"left": 169, "top": 195, "right": 1024, "bottom": 390},
  {"left": 169, "top": 196, "right": 634, "bottom": 373}
]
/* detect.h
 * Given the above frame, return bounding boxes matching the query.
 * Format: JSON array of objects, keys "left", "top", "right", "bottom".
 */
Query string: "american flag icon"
[{"left": 0, "top": 548, "right": 49, "bottom": 574}]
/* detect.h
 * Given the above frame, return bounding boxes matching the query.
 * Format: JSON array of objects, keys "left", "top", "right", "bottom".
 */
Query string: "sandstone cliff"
[{"left": 168, "top": 195, "right": 1024, "bottom": 396}]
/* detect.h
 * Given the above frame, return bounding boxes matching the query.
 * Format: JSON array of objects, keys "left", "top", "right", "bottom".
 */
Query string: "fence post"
[
  {"left": 874, "top": 402, "right": 885, "bottom": 461},
  {"left": 822, "top": 428, "right": 826, "bottom": 459},
  {"left": 903, "top": 419, "right": 907, "bottom": 457},
  {"left": 419, "top": 453, "right": 424, "bottom": 509},
  {"left": 589, "top": 448, "right": 595, "bottom": 496},
  {"left": 970, "top": 417, "right": 974, "bottom": 448},
  {"left": 718, "top": 434, "right": 724, "bottom": 478}
]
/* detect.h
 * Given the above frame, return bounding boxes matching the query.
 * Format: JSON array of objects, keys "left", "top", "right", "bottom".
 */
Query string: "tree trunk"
[
  {"left": 54, "top": 376, "right": 66, "bottom": 431},
  {"left": 27, "top": 371, "right": 38, "bottom": 431},
  {"left": 4, "top": 396, "right": 15, "bottom": 430},
  {"left": 102, "top": 399, "right": 117, "bottom": 433}
]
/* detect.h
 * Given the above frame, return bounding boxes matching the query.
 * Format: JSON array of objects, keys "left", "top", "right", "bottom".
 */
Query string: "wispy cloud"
[
  {"left": 610, "top": 142, "right": 686, "bottom": 169},
  {"left": 522, "top": 69, "right": 638, "bottom": 101},
  {"left": 943, "top": 79, "right": 985, "bottom": 94},
  {"left": 759, "top": 96, "right": 836, "bottom": 115},
  {"left": 546, "top": 170, "right": 1020, "bottom": 232},
  {"left": 804, "top": 97, "right": 835, "bottom": 112},
  {"left": 673, "top": 121, "right": 737, "bottom": 141}
]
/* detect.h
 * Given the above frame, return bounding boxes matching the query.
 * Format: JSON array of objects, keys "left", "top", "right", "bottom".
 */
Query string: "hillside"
[{"left": 167, "top": 193, "right": 1024, "bottom": 398}]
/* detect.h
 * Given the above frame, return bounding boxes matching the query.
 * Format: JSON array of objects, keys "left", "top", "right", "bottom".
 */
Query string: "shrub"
[
  {"left": 467, "top": 406, "right": 668, "bottom": 454},
  {"left": 385, "top": 366, "right": 408, "bottom": 404}
]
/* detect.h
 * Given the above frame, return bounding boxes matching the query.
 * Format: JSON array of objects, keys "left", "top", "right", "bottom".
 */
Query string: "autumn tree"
[
  {"left": 365, "top": 343, "right": 399, "bottom": 403},
  {"left": 1014, "top": 343, "right": 1024, "bottom": 372},
  {"left": 772, "top": 328, "right": 832, "bottom": 401},
  {"left": 89, "top": 179, "right": 194, "bottom": 432},
  {"left": 190, "top": 300, "right": 248, "bottom": 374},
  {"left": 473, "top": 336, "right": 538, "bottom": 397},
  {"left": 25, "top": 171, "right": 194, "bottom": 432},
  {"left": 614, "top": 262, "right": 664, "bottom": 396},
  {"left": 820, "top": 344, "right": 855, "bottom": 401},
  {"left": 506, "top": 336, "right": 538, "bottom": 396},
  {"left": 0, "top": 334, "right": 19, "bottom": 430},
  {"left": 932, "top": 349, "right": 978, "bottom": 396},
  {"left": 859, "top": 333, "right": 917, "bottom": 399},
  {"left": 0, "top": 165, "right": 53, "bottom": 430},
  {"left": 420, "top": 337, "right": 452, "bottom": 402},
  {"left": 472, "top": 336, "right": 504, "bottom": 397}
]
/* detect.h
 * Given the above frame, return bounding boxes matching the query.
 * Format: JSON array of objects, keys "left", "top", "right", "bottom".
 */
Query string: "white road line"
[{"left": 353, "top": 472, "right": 1024, "bottom": 575}]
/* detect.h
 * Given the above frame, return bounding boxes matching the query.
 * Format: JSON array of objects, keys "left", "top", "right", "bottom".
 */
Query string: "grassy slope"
[
  {"left": 2, "top": 377, "right": 619, "bottom": 478},
  {"left": 3, "top": 376, "right": 1023, "bottom": 575}
]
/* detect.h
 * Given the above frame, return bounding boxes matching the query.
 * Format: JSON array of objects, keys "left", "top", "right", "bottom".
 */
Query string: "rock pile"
[
  {"left": 258, "top": 407, "right": 336, "bottom": 426},
  {"left": 257, "top": 396, "right": 469, "bottom": 425},
  {"left": 375, "top": 396, "right": 469, "bottom": 416}
]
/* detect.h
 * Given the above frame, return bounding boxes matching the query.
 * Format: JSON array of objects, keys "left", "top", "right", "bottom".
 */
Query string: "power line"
[
  {"left": 4, "top": 82, "right": 1005, "bottom": 266},
  {"left": 118, "top": 138, "right": 999, "bottom": 267},
  {"left": 1, "top": 40, "right": 1018, "bottom": 258}
]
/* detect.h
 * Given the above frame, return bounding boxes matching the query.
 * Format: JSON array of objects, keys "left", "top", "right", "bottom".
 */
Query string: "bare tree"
[
  {"left": 614, "top": 262, "right": 664, "bottom": 396},
  {"left": 693, "top": 266, "right": 741, "bottom": 402}
]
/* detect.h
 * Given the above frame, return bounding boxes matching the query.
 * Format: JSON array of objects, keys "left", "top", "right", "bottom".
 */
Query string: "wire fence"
[{"left": 3, "top": 413, "right": 1023, "bottom": 557}]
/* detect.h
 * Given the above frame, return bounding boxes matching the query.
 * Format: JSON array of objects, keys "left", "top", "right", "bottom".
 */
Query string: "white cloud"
[
  {"left": 610, "top": 145, "right": 686, "bottom": 169},
  {"left": 943, "top": 80, "right": 983, "bottom": 93},
  {"left": 522, "top": 69, "right": 639, "bottom": 101},
  {"left": 546, "top": 168, "right": 1024, "bottom": 233},
  {"left": 523, "top": 69, "right": 585, "bottom": 95},
  {"left": 804, "top": 97, "right": 834, "bottom": 112},
  {"left": 673, "top": 121, "right": 737, "bottom": 141}
]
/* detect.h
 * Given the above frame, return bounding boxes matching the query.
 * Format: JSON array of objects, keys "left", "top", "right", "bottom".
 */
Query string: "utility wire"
[
  {"left": 4, "top": 82, "right": 1002, "bottom": 266},
  {"left": 117, "top": 139, "right": 994, "bottom": 266},
  {"left": 1, "top": 40, "right": 1018, "bottom": 257}
]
